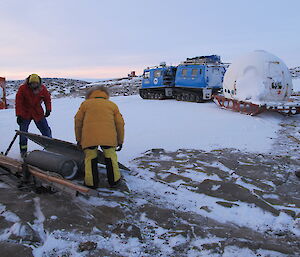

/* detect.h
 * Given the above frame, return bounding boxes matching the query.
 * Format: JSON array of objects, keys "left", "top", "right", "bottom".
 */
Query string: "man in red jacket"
[{"left": 15, "top": 74, "right": 52, "bottom": 156}]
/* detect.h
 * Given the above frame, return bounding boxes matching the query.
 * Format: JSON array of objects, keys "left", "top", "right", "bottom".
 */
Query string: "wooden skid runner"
[
  {"left": 213, "top": 95, "right": 300, "bottom": 116},
  {"left": 213, "top": 95, "right": 264, "bottom": 115},
  {"left": 0, "top": 154, "right": 97, "bottom": 196}
]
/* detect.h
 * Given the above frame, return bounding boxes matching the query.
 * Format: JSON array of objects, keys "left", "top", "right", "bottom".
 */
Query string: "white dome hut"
[{"left": 223, "top": 50, "right": 293, "bottom": 103}]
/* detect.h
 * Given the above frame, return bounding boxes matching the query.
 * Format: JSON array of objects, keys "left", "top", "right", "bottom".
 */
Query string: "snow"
[
  {"left": 78, "top": 196, "right": 120, "bottom": 208},
  {"left": 32, "top": 197, "right": 47, "bottom": 243},
  {"left": 1, "top": 95, "right": 282, "bottom": 165},
  {"left": 0, "top": 223, "right": 22, "bottom": 241},
  {"left": 114, "top": 96, "right": 281, "bottom": 164},
  {"left": 222, "top": 246, "right": 285, "bottom": 257},
  {"left": 31, "top": 234, "right": 77, "bottom": 257},
  {"left": 0, "top": 203, "right": 20, "bottom": 223},
  {"left": 0, "top": 182, "right": 10, "bottom": 189},
  {"left": 127, "top": 164, "right": 300, "bottom": 237},
  {"left": 262, "top": 194, "right": 280, "bottom": 200},
  {"left": 31, "top": 230, "right": 145, "bottom": 257},
  {"left": 6, "top": 91, "right": 16, "bottom": 99},
  {"left": 163, "top": 165, "right": 222, "bottom": 183}
]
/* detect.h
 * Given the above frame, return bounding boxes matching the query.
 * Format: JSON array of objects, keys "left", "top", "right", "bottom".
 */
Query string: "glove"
[
  {"left": 45, "top": 110, "right": 51, "bottom": 117},
  {"left": 116, "top": 144, "right": 123, "bottom": 151},
  {"left": 17, "top": 116, "right": 23, "bottom": 125}
]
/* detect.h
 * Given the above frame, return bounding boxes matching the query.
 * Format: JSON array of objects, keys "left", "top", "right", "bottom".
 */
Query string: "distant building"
[{"left": 128, "top": 71, "right": 136, "bottom": 77}]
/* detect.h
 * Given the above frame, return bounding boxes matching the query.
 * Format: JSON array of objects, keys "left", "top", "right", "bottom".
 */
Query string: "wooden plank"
[
  {"left": 0, "top": 154, "right": 22, "bottom": 174},
  {"left": 28, "top": 165, "right": 92, "bottom": 194}
]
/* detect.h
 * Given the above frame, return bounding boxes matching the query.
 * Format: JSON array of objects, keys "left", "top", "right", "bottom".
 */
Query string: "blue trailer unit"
[
  {"left": 175, "top": 65, "right": 207, "bottom": 88},
  {"left": 173, "top": 56, "right": 226, "bottom": 101},
  {"left": 139, "top": 64, "right": 177, "bottom": 99}
]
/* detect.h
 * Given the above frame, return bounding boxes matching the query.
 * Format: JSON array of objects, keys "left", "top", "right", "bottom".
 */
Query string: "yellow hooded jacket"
[{"left": 74, "top": 90, "right": 125, "bottom": 149}]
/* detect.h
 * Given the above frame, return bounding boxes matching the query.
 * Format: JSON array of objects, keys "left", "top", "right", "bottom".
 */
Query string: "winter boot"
[
  {"left": 20, "top": 150, "right": 27, "bottom": 158},
  {"left": 109, "top": 177, "right": 130, "bottom": 192}
]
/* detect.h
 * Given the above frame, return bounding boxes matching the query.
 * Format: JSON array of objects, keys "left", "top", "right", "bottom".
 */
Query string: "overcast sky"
[{"left": 0, "top": 0, "right": 299, "bottom": 80}]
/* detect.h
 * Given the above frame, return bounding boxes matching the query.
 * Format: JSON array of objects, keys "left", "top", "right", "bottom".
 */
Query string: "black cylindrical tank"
[{"left": 24, "top": 150, "right": 78, "bottom": 180}]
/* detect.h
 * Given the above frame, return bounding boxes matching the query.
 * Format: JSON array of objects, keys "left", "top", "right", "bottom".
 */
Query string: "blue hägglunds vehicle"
[
  {"left": 139, "top": 62, "right": 177, "bottom": 100},
  {"left": 139, "top": 55, "right": 226, "bottom": 102}
]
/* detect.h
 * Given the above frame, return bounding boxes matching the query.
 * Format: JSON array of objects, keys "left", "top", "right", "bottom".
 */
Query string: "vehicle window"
[
  {"left": 192, "top": 69, "right": 198, "bottom": 76},
  {"left": 199, "top": 69, "right": 202, "bottom": 75},
  {"left": 143, "top": 71, "right": 150, "bottom": 79},
  {"left": 181, "top": 69, "right": 187, "bottom": 76},
  {"left": 154, "top": 70, "right": 161, "bottom": 78}
]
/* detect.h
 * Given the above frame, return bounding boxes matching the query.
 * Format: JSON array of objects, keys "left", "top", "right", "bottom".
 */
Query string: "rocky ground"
[
  {"left": 5, "top": 76, "right": 141, "bottom": 110},
  {"left": 6, "top": 76, "right": 141, "bottom": 100},
  {"left": 290, "top": 67, "right": 300, "bottom": 78},
  {"left": 0, "top": 113, "right": 299, "bottom": 257}
]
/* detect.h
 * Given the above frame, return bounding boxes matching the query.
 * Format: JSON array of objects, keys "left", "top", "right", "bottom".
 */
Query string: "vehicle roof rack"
[{"left": 181, "top": 55, "right": 221, "bottom": 65}]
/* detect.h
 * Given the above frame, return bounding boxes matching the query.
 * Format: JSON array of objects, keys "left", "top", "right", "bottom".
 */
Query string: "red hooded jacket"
[{"left": 15, "top": 83, "right": 51, "bottom": 121}]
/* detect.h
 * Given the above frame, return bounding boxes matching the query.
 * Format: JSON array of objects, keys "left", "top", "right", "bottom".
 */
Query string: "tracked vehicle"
[{"left": 139, "top": 55, "right": 226, "bottom": 102}]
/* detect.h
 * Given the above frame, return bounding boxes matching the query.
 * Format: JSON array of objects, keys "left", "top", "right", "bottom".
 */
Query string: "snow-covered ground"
[
  {"left": 0, "top": 94, "right": 299, "bottom": 257},
  {"left": 2, "top": 95, "right": 281, "bottom": 164}
]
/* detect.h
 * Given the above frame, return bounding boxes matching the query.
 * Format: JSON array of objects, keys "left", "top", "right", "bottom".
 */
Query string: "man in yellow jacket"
[{"left": 74, "top": 86, "right": 125, "bottom": 188}]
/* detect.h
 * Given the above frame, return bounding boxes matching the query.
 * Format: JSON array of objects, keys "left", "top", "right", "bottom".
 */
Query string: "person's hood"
[{"left": 88, "top": 90, "right": 109, "bottom": 99}]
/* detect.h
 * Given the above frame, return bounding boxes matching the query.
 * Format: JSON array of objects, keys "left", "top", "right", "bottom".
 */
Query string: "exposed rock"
[{"left": 78, "top": 241, "right": 97, "bottom": 252}]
